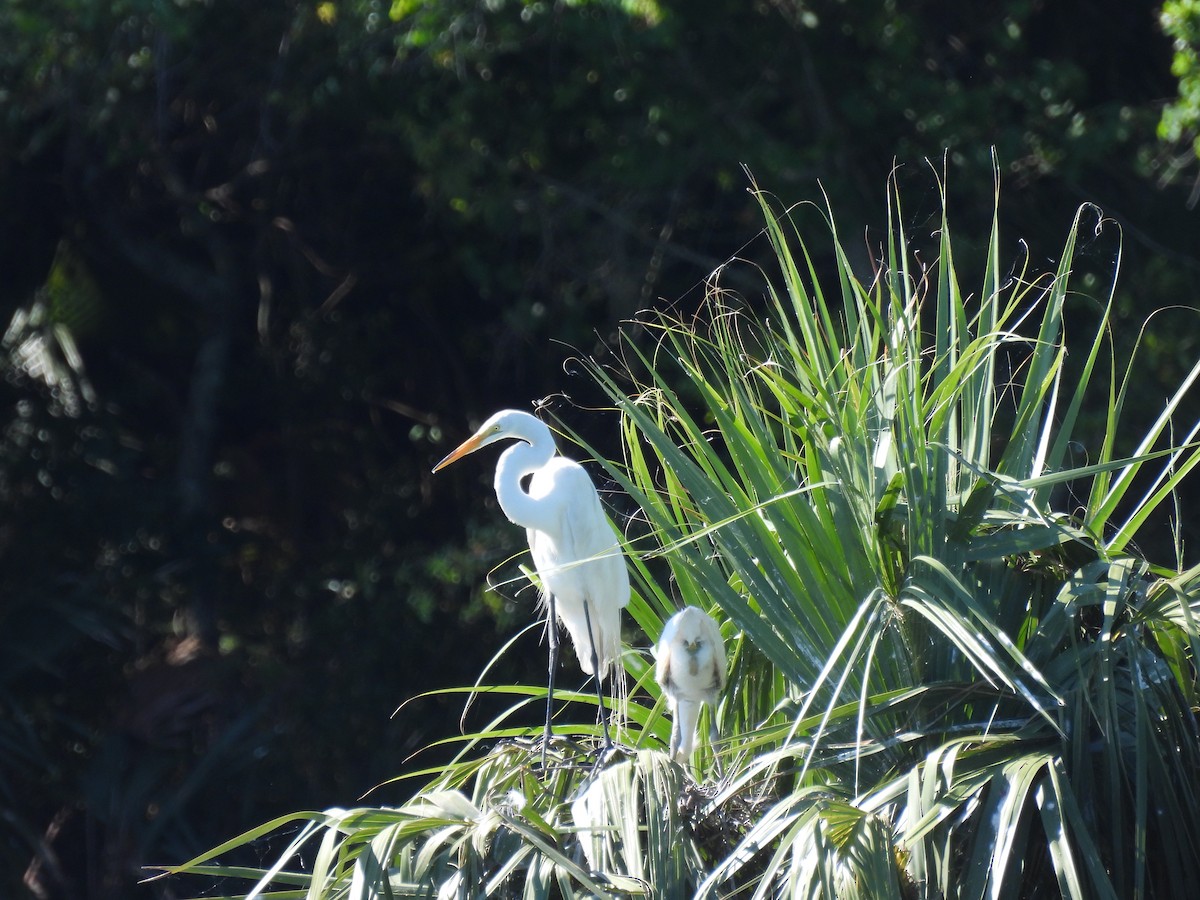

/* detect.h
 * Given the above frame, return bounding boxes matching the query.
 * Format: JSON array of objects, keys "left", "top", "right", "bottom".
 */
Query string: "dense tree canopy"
[{"left": 1, "top": 1, "right": 1197, "bottom": 896}]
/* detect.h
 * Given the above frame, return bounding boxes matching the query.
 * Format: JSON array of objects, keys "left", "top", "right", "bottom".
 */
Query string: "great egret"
[
  {"left": 432, "top": 409, "right": 630, "bottom": 755},
  {"left": 655, "top": 606, "right": 726, "bottom": 766}
]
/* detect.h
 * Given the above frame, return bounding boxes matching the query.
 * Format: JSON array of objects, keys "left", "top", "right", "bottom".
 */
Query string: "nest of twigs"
[{"left": 677, "top": 774, "right": 773, "bottom": 867}]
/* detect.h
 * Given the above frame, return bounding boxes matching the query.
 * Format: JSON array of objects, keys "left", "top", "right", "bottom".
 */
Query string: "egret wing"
[
  {"left": 528, "top": 458, "right": 628, "bottom": 677},
  {"left": 534, "top": 460, "right": 629, "bottom": 608},
  {"left": 655, "top": 613, "right": 681, "bottom": 691},
  {"left": 700, "top": 609, "right": 728, "bottom": 694}
]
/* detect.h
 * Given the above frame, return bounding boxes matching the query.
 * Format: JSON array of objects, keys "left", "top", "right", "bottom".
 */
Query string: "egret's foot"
[
  {"left": 531, "top": 728, "right": 568, "bottom": 779},
  {"left": 529, "top": 731, "right": 598, "bottom": 780},
  {"left": 579, "top": 736, "right": 631, "bottom": 784}
]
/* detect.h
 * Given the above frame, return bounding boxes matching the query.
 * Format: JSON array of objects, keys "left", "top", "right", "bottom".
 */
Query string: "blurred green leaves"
[{"left": 1161, "top": 0, "right": 1200, "bottom": 183}]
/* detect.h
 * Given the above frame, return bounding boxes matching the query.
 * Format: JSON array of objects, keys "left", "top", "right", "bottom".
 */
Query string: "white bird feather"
[{"left": 655, "top": 606, "right": 726, "bottom": 764}]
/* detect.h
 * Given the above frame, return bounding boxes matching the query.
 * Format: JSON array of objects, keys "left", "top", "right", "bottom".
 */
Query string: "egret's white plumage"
[
  {"left": 523, "top": 455, "right": 628, "bottom": 678},
  {"left": 655, "top": 606, "right": 726, "bottom": 764},
  {"left": 433, "top": 409, "right": 629, "bottom": 747}
]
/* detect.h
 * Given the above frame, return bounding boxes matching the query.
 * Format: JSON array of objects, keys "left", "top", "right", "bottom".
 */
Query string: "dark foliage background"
[{"left": 1, "top": 0, "right": 1197, "bottom": 896}]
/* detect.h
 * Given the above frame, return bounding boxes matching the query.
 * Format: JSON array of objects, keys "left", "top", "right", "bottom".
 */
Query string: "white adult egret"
[
  {"left": 432, "top": 409, "right": 630, "bottom": 753},
  {"left": 655, "top": 606, "right": 726, "bottom": 765}
]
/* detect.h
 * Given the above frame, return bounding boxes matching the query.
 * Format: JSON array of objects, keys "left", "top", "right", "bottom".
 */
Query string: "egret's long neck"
[{"left": 493, "top": 435, "right": 556, "bottom": 532}]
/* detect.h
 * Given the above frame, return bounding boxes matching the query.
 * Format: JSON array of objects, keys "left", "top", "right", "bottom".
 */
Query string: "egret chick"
[{"left": 655, "top": 606, "right": 726, "bottom": 765}]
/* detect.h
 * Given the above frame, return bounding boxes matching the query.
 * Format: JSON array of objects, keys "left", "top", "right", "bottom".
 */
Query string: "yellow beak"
[{"left": 431, "top": 432, "right": 487, "bottom": 473}]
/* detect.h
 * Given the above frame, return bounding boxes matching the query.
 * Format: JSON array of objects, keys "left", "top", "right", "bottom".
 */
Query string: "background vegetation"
[{"left": 1, "top": 0, "right": 1199, "bottom": 896}]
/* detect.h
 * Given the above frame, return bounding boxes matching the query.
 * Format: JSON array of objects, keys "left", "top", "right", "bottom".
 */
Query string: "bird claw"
[
  {"left": 528, "top": 731, "right": 617, "bottom": 782},
  {"left": 579, "top": 737, "right": 631, "bottom": 784}
]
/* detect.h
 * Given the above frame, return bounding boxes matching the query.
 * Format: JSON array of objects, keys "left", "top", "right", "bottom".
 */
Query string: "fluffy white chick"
[{"left": 655, "top": 606, "right": 727, "bottom": 765}]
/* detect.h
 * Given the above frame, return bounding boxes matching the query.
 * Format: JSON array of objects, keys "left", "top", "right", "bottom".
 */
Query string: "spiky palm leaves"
[
  {"left": 167, "top": 170, "right": 1200, "bottom": 899},
  {"left": 592, "top": 170, "right": 1200, "bottom": 898}
]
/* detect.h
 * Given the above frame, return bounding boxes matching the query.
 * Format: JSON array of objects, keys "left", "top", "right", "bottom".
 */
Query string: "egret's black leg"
[
  {"left": 543, "top": 593, "right": 559, "bottom": 771},
  {"left": 581, "top": 599, "right": 612, "bottom": 750}
]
